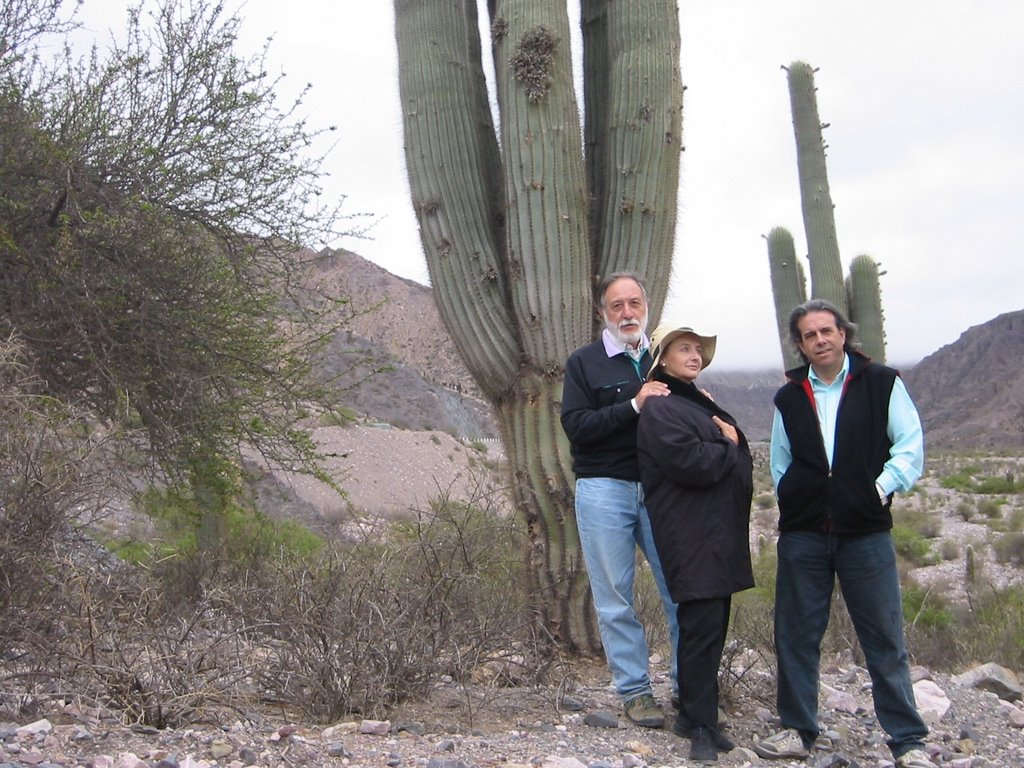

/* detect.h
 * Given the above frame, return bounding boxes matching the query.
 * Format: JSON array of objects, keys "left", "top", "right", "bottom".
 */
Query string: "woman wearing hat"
[{"left": 636, "top": 324, "right": 755, "bottom": 762}]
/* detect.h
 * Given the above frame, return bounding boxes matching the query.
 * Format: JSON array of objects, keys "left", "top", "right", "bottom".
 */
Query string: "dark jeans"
[
  {"left": 676, "top": 595, "right": 731, "bottom": 730},
  {"left": 774, "top": 530, "right": 928, "bottom": 757}
]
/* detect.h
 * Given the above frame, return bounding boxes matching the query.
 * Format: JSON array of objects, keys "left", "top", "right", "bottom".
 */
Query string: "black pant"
[{"left": 676, "top": 595, "right": 731, "bottom": 728}]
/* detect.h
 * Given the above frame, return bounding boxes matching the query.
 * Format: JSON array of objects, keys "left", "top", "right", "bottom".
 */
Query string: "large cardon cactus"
[{"left": 393, "top": 1, "right": 683, "bottom": 651}]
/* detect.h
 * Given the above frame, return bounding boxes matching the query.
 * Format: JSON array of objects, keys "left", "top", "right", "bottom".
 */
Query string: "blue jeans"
[
  {"left": 775, "top": 531, "right": 928, "bottom": 757},
  {"left": 575, "top": 477, "right": 679, "bottom": 702}
]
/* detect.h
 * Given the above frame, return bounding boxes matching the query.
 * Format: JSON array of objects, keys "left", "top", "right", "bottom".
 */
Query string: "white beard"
[{"left": 605, "top": 314, "right": 647, "bottom": 348}]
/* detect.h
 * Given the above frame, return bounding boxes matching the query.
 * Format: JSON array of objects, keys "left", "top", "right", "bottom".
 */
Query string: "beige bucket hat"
[{"left": 647, "top": 324, "right": 717, "bottom": 379}]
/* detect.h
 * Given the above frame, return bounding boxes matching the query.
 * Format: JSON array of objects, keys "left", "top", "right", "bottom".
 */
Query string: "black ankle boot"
[
  {"left": 689, "top": 726, "right": 718, "bottom": 762},
  {"left": 707, "top": 725, "right": 735, "bottom": 752}
]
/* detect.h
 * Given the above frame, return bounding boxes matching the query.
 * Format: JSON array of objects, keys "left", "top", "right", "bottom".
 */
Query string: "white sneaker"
[
  {"left": 752, "top": 728, "right": 810, "bottom": 759},
  {"left": 895, "top": 748, "right": 938, "bottom": 768}
]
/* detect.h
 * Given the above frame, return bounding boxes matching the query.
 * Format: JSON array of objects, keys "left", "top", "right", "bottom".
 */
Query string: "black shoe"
[
  {"left": 707, "top": 725, "right": 735, "bottom": 752},
  {"left": 689, "top": 727, "right": 718, "bottom": 762},
  {"left": 670, "top": 714, "right": 693, "bottom": 738},
  {"left": 672, "top": 716, "right": 735, "bottom": 752}
]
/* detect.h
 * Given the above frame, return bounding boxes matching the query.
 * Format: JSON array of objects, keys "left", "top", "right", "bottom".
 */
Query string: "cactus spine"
[{"left": 394, "top": 1, "right": 682, "bottom": 651}]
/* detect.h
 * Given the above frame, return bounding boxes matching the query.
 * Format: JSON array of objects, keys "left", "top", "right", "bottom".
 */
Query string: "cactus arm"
[
  {"left": 786, "top": 60, "right": 846, "bottom": 314},
  {"left": 766, "top": 226, "right": 807, "bottom": 370},
  {"left": 395, "top": 0, "right": 520, "bottom": 396},
  {"left": 583, "top": 0, "right": 682, "bottom": 325},
  {"left": 491, "top": 1, "right": 592, "bottom": 371},
  {"left": 847, "top": 253, "right": 886, "bottom": 362}
]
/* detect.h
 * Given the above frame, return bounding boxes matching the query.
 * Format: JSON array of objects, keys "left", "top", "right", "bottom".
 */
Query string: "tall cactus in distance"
[
  {"left": 785, "top": 60, "right": 847, "bottom": 316},
  {"left": 393, "top": 1, "right": 683, "bottom": 652},
  {"left": 768, "top": 61, "right": 887, "bottom": 367},
  {"left": 766, "top": 226, "right": 806, "bottom": 371}
]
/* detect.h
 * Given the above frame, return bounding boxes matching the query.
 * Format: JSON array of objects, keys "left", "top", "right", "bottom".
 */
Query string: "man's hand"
[
  {"left": 712, "top": 415, "right": 739, "bottom": 445},
  {"left": 634, "top": 380, "right": 670, "bottom": 409}
]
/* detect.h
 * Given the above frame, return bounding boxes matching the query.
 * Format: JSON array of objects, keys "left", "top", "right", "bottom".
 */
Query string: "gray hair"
[
  {"left": 596, "top": 271, "right": 649, "bottom": 309},
  {"left": 787, "top": 298, "right": 859, "bottom": 362}
]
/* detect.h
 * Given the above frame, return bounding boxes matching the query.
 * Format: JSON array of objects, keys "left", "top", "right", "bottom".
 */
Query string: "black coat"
[{"left": 637, "top": 374, "right": 755, "bottom": 603}]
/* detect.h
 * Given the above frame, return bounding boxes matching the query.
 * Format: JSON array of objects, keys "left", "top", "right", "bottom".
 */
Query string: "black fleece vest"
[{"left": 773, "top": 355, "right": 897, "bottom": 534}]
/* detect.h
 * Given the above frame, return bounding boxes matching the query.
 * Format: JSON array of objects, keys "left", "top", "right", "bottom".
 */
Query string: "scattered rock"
[
  {"left": 358, "top": 719, "right": 391, "bottom": 735},
  {"left": 915, "top": 678, "right": 953, "bottom": 722},
  {"left": 952, "top": 662, "right": 1023, "bottom": 701},
  {"left": 1, "top": 661, "right": 1023, "bottom": 767},
  {"left": 582, "top": 711, "right": 619, "bottom": 729}
]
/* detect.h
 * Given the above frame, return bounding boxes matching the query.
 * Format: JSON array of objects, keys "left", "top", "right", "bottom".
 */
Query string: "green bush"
[
  {"left": 940, "top": 468, "right": 980, "bottom": 492},
  {"left": 319, "top": 406, "right": 359, "bottom": 427},
  {"left": 955, "top": 586, "right": 1024, "bottom": 671},
  {"left": 974, "top": 477, "right": 1018, "bottom": 494},
  {"left": 902, "top": 582, "right": 953, "bottom": 631},
  {"left": 939, "top": 539, "right": 960, "bottom": 561},
  {"left": 1009, "top": 508, "right": 1024, "bottom": 533},
  {"left": 891, "top": 525, "right": 936, "bottom": 567},
  {"left": 993, "top": 533, "right": 1024, "bottom": 565},
  {"left": 978, "top": 498, "right": 1003, "bottom": 519},
  {"left": 938, "top": 463, "right": 1022, "bottom": 495},
  {"left": 134, "top": 484, "right": 326, "bottom": 564},
  {"left": 894, "top": 505, "right": 941, "bottom": 539}
]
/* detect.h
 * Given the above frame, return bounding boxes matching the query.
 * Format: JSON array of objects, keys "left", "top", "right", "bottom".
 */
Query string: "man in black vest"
[{"left": 753, "top": 299, "right": 936, "bottom": 768}]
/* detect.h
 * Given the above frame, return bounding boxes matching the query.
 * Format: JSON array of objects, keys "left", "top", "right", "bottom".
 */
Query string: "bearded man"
[{"left": 560, "top": 272, "right": 680, "bottom": 728}]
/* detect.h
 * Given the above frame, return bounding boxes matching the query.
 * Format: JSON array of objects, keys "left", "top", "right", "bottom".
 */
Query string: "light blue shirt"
[{"left": 770, "top": 353, "right": 924, "bottom": 496}]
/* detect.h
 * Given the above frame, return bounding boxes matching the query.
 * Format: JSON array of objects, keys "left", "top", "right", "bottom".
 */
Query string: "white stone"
[
  {"left": 15, "top": 719, "right": 52, "bottom": 739},
  {"left": 913, "top": 679, "right": 951, "bottom": 723},
  {"left": 822, "top": 682, "right": 864, "bottom": 714},
  {"left": 540, "top": 757, "right": 587, "bottom": 768},
  {"left": 359, "top": 719, "right": 391, "bottom": 735}
]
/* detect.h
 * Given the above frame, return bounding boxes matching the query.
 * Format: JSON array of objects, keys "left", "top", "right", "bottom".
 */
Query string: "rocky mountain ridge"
[{"left": 902, "top": 308, "right": 1024, "bottom": 450}]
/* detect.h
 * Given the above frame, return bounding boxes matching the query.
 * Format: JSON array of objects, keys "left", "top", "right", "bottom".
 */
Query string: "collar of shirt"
[
  {"left": 808, "top": 352, "right": 850, "bottom": 467},
  {"left": 601, "top": 327, "right": 650, "bottom": 358},
  {"left": 807, "top": 352, "right": 851, "bottom": 390}
]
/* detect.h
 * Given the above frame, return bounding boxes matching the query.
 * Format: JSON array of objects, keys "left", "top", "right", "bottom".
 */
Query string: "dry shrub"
[
  {"left": 237, "top": 490, "right": 537, "bottom": 722},
  {"left": 721, "top": 607, "right": 776, "bottom": 709},
  {"left": 905, "top": 582, "right": 1024, "bottom": 671},
  {"left": 0, "top": 338, "right": 124, "bottom": 667},
  {"left": 0, "top": 366, "right": 546, "bottom": 729}
]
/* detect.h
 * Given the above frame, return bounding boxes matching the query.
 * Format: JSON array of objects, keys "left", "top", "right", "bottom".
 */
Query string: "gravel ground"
[{"left": 5, "top": 653, "right": 1024, "bottom": 768}]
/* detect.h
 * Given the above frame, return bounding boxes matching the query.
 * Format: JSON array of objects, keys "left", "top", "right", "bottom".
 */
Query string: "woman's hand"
[{"left": 712, "top": 415, "right": 739, "bottom": 445}]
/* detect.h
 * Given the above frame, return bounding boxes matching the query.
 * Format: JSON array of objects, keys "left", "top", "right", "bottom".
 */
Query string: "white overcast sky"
[{"left": 73, "top": 1, "right": 1024, "bottom": 371}]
